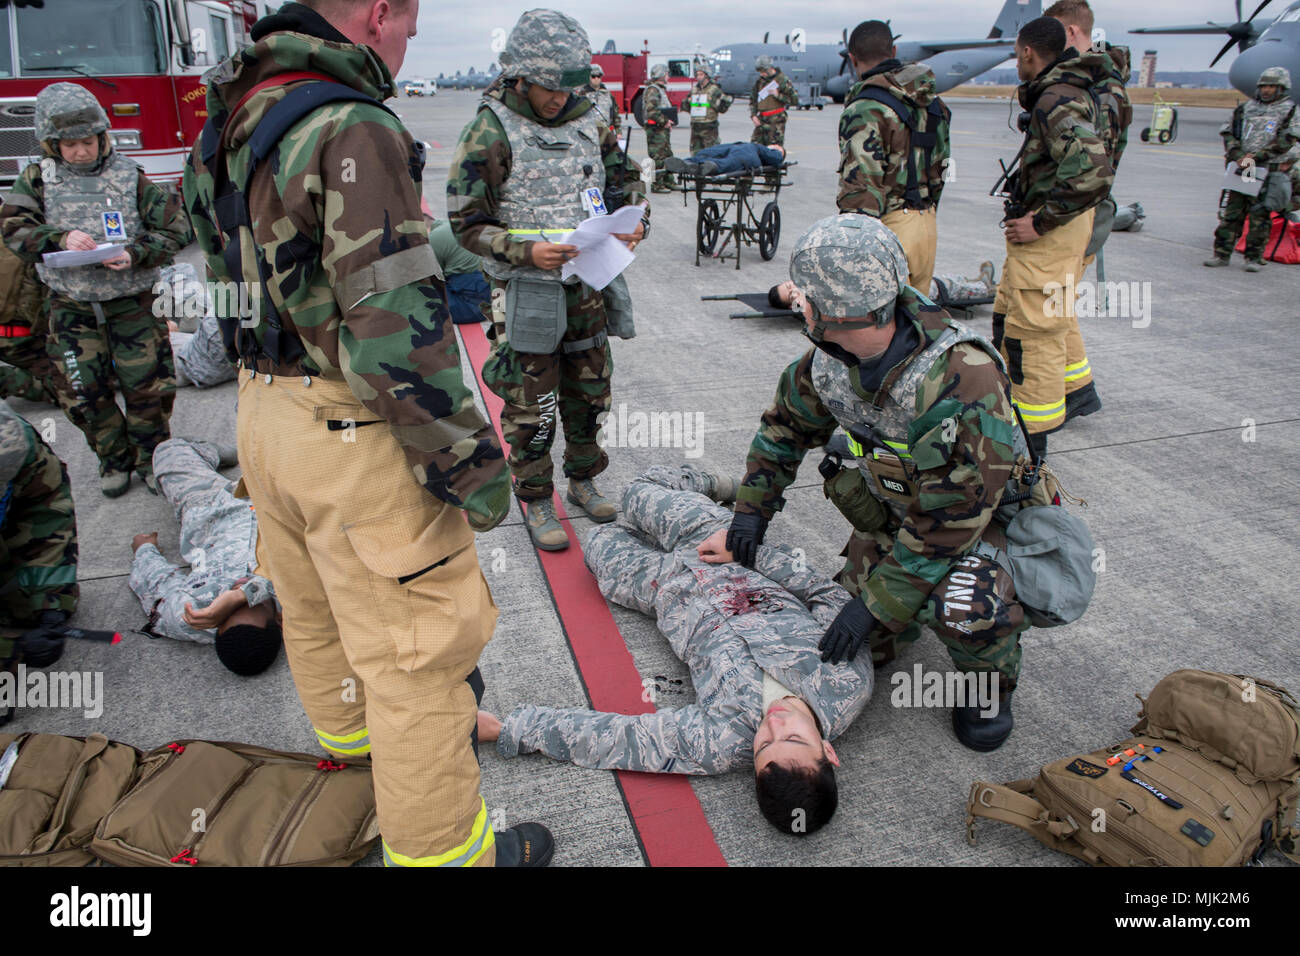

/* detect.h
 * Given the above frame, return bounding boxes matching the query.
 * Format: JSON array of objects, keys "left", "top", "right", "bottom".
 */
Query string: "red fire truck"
[
  {"left": 0, "top": 0, "right": 275, "bottom": 187},
  {"left": 593, "top": 46, "right": 709, "bottom": 128}
]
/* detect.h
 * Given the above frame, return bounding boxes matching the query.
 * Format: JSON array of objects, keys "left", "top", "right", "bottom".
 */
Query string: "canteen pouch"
[
  {"left": 823, "top": 465, "right": 889, "bottom": 533},
  {"left": 602, "top": 272, "right": 635, "bottom": 339},
  {"left": 1263, "top": 170, "right": 1293, "bottom": 213},
  {"left": 504, "top": 276, "right": 567, "bottom": 354}
]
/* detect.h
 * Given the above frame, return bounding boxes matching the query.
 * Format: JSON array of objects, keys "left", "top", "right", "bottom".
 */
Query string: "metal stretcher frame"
[{"left": 677, "top": 161, "right": 797, "bottom": 270}]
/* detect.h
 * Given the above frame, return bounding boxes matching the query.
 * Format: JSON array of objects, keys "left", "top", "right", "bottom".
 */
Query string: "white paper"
[
  {"left": 41, "top": 243, "right": 128, "bottom": 268},
  {"left": 1224, "top": 163, "right": 1263, "bottom": 197},
  {"left": 758, "top": 80, "right": 779, "bottom": 100},
  {"left": 557, "top": 207, "right": 643, "bottom": 290}
]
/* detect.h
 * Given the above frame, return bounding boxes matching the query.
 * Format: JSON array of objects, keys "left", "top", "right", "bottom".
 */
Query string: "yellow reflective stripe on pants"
[
  {"left": 1063, "top": 358, "right": 1091, "bottom": 383},
  {"left": 316, "top": 725, "right": 371, "bottom": 756},
  {"left": 381, "top": 797, "right": 494, "bottom": 867},
  {"left": 1014, "top": 398, "right": 1066, "bottom": 424}
]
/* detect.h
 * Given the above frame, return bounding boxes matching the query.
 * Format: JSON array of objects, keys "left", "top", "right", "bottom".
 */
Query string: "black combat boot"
[
  {"left": 1064, "top": 381, "right": 1102, "bottom": 422},
  {"left": 494, "top": 822, "right": 555, "bottom": 867},
  {"left": 952, "top": 690, "right": 1014, "bottom": 752}
]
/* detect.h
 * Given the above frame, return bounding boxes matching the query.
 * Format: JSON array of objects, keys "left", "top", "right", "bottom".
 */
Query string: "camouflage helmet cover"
[
  {"left": 499, "top": 8, "right": 592, "bottom": 91},
  {"left": 650, "top": 63, "right": 668, "bottom": 80},
  {"left": 1258, "top": 66, "right": 1291, "bottom": 93},
  {"left": 589, "top": 61, "right": 604, "bottom": 77},
  {"left": 694, "top": 61, "right": 711, "bottom": 77},
  {"left": 35, "top": 82, "right": 109, "bottom": 143},
  {"left": 789, "top": 214, "right": 909, "bottom": 327},
  {"left": 755, "top": 54, "right": 774, "bottom": 71}
]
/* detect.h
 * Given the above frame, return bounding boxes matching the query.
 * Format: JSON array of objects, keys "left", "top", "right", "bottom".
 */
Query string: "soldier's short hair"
[
  {"left": 1044, "top": 0, "right": 1095, "bottom": 36},
  {"left": 299, "top": 0, "right": 412, "bottom": 15},
  {"left": 847, "top": 20, "right": 894, "bottom": 65},
  {"left": 1017, "top": 16, "right": 1067, "bottom": 61},
  {"left": 755, "top": 757, "right": 838, "bottom": 836}
]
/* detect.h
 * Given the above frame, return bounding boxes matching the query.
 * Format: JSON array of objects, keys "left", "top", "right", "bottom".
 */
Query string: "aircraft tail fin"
[{"left": 988, "top": 0, "right": 1042, "bottom": 40}]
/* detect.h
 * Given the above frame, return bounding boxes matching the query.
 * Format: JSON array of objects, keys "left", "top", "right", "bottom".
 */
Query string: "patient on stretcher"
[{"left": 667, "top": 142, "right": 786, "bottom": 177}]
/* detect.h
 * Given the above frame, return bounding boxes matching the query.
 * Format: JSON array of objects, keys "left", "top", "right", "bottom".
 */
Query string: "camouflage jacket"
[
  {"left": 1222, "top": 96, "right": 1300, "bottom": 165},
  {"left": 499, "top": 475, "right": 873, "bottom": 774},
  {"left": 584, "top": 83, "right": 622, "bottom": 133},
  {"left": 838, "top": 60, "right": 952, "bottom": 216},
  {"left": 1, "top": 154, "right": 191, "bottom": 291},
  {"left": 446, "top": 82, "right": 646, "bottom": 271},
  {"left": 1010, "top": 52, "right": 1115, "bottom": 233},
  {"left": 688, "top": 80, "right": 732, "bottom": 125},
  {"left": 181, "top": 25, "right": 508, "bottom": 529},
  {"left": 1076, "top": 44, "right": 1132, "bottom": 172},
  {"left": 751, "top": 69, "right": 798, "bottom": 115},
  {"left": 642, "top": 80, "right": 672, "bottom": 125},
  {"left": 734, "top": 290, "right": 1019, "bottom": 632}
]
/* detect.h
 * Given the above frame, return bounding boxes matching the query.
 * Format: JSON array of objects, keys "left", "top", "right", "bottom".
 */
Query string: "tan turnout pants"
[
  {"left": 236, "top": 371, "right": 497, "bottom": 867},
  {"left": 882, "top": 206, "right": 938, "bottom": 295},
  {"left": 992, "top": 208, "right": 1093, "bottom": 434}
]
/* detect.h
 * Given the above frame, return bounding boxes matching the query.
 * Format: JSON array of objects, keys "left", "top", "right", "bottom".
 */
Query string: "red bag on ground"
[{"left": 1236, "top": 213, "right": 1300, "bottom": 263}]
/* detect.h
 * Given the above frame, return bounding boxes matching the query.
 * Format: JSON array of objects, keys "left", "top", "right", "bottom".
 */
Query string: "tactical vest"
[
  {"left": 689, "top": 84, "right": 720, "bottom": 124},
  {"left": 480, "top": 97, "right": 604, "bottom": 283},
  {"left": 35, "top": 152, "right": 159, "bottom": 302},
  {"left": 810, "top": 319, "right": 1026, "bottom": 525},
  {"left": 847, "top": 67, "right": 949, "bottom": 210},
  {"left": 585, "top": 87, "right": 617, "bottom": 130},
  {"left": 754, "top": 73, "right": 788, "bottom": 113},
  {"left": 1236, "top": 97, "right": 1298, "bottom": 158}
]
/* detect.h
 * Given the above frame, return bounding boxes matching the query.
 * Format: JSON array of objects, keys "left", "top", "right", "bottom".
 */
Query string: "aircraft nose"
[{"left": 1229, "top": 39, "right": 1290, "bottom": 95}]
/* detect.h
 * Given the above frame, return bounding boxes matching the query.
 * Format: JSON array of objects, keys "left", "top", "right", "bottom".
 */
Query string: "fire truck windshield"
[{"left": 14, "top": 0, "right": 165, "bottom": 77}]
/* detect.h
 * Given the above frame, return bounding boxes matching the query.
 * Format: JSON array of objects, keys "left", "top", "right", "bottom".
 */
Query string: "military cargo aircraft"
[
  {"left": 709, "top": 0, "right": 1042, "bottom": 102},
  {"left": 1132, "top": 0, "right": 1300, "bottom": 96}
]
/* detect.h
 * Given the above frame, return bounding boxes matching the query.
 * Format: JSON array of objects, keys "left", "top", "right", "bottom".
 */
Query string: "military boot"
[
  {"left": 978, "top": 260, "right": 996, "bottom": 292},
  {"left": 1203, "top": 256, "right": 1231, "bottom": 267},
  {"left": 566, "top": 478, "right": 617, "bottom": 523},
  {"left": 525, "top": 498, "right": 569, "bottom": 551},
  {"left": 952, "top": 689, "right": 1014, "bottom": 752},
  {"left": 136, "top": 466, "right": 159, "bottom": 495},
  {"left": 703, "top": 473, "right": 737, "bottom": 504},
  {"left": 100, "top": 469, "right": 130, "bottom": 498},
  {"left": 214, "top": 443, "right": 239, "bottom": 468},
  {"left": 1245, "top": 258, "right": 1266, "bottom": 272},
  {"left": 494, "top": 822, "right": 555, "bottom": 867},
  {"left": 1064, "top": 382, "right": 1103, "bottom": 422}
]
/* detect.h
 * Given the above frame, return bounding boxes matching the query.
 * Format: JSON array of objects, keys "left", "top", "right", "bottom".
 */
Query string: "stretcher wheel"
[
  {"left": 759, "top": 202, "right": 781, "bottom": 260},
  {"left": 1158, "top": 128, "right": 1171, "bottom": 145},
  {"left": 1140, "top": 127, "right": 1150, "bottom": 142},
  {"left": 697, "top": 199, "right": 722, "bottom": 254}
]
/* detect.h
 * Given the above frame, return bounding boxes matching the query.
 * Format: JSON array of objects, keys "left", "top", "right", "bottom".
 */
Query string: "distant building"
[{"left": 1140, "top": 50, "right": 1158, "bottom": 88}]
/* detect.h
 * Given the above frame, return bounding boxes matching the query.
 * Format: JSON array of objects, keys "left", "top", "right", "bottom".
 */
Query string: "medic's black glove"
[
  {"left": 15, "top": 610, "right": 67, "bottom": 668},
  {"left": 819, "top": 598, "right": 878, "bottom": 664},
  {"left": 725, "top": 512, "right": 767, "bottom": 569}
]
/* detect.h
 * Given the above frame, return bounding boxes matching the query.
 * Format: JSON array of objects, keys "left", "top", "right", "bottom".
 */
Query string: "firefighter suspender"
[
  {"left": 847, "top": 86, "right": 946, "bottom": 209},
  {"left": 198, "top": 76, "right": 397, "bottom": 368}
]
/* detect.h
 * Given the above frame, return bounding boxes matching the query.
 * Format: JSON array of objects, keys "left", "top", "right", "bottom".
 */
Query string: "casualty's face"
[
  {"left": 58, "top": 135, "right": 99, "bottom": 165},
  {"left": 752, "top": 696, "right": 832, "bottom": 774},
  {"left": 526, "top": 82, "right": 570, "bottom": 118}
]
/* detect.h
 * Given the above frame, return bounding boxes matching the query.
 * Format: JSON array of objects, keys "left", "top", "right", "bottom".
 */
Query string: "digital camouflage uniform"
[
  {"left": 0, "top": 84, "right": 190, "bottom": 480},
  {"left": 0, "top": 401, "right": 77, "bottom": 659},
  {"left": 642, "top": 77, "right": 676, "bottom": 188},
  {"left": 735, "top": 286, "right": 1028, "bottom": 691},
  {"left": 499, "top": 465, "right": 874, "bottom": 773},
  {"left": 583, "top": 81, "right": 621, "bottom": 135},
  {"left": 688, "top": 77, "right": 732, "bottom": 153},
  {"left": 128, "top": 438, "right": 274, "bottom": 644},
  {"left": 991, "top": 53, "right": 1113, "bottom": 437},
  {"left": 750, "top": 67, "right": 798, "bottom": 148},
  {"left": 838, "top": 59, "right": 951, "bottom": 293},
  {"left": 170, "top": 314, "right": 236, "bottom": 388},
  {"left": 1213, "top": 69, "right": 1299, "bottom": 261},
  {"left": 447, "top": 70, "right": 647, "bottom": 503},
  {"left": 183, "top": 4, "right": 509, "bottom": 867}
]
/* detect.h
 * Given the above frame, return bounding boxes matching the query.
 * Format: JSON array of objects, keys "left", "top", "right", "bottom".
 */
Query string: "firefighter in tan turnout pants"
[{"left": 182, "top": 0, "right": 552, "bottom": 867}]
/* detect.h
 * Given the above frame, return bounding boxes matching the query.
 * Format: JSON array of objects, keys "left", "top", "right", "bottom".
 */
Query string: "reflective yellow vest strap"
[
  {"left": 315, "top": 725, "right": 370, "bottom": 756},
  {"left": 381, "top": 797, "right": 495, "bottom": 867},
  {"left": 845, "top": 434, "right": 912, "bottom": 460}
]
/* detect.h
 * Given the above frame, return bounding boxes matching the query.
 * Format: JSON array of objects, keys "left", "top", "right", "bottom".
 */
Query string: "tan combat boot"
[
  {"left": 566, "top": 477, "right": 617, "bottom": 523},
  {"left": 526, "top": 498, "right": 569, "bottom": 551}
]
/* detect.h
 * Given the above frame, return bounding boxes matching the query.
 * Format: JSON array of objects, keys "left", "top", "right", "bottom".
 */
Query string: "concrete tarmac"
[{"left": 5, "top": 91, "right": 1298, "bottom": 867}]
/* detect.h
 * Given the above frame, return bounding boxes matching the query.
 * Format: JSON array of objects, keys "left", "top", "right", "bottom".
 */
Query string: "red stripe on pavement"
[{"left": 458, "top": 320, "right": 727, "bottom": 868}]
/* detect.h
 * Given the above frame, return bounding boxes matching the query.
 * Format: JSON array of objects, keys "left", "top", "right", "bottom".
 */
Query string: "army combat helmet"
[
  {"left": 1257, "top": 66, "right": 1291, "bottom": 102},
  {"left": 499, "top": 8, "right": 591, "bottom": 92},
  {"left": 789, "top": 214, "right": 910, "bottom": 338},
  {"left": 755, "top": 54, "right": 774, "bottom": 72},
  {"left": 649, "top": 63, "right": 667, "bottom": 81},
  {"left": 35, "top": 82, "right": 110, "bottom": 159}
]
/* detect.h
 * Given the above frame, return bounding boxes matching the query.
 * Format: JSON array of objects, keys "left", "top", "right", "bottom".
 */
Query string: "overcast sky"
[{"left": 398, "top": 0, "right": 1289, "bottom": 79}]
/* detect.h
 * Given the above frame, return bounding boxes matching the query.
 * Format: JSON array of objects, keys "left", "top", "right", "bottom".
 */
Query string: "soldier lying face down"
[{"left": 478, "top": 465, "right": 874, "bottom": 836}]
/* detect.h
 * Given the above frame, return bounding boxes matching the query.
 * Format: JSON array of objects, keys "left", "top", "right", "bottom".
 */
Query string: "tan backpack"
[
  {"left": 0, "top": 733, "right": 378, "bottom": 867},
  {"left": 966, "top": 670, "right": 1300, "bottom": 866}
]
